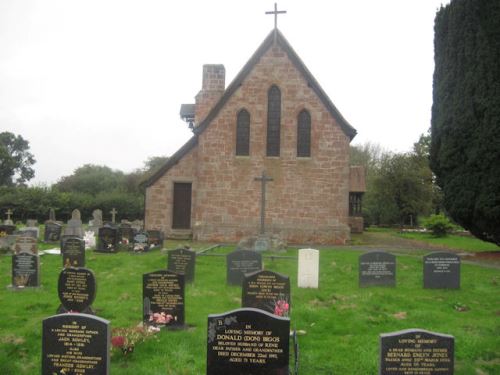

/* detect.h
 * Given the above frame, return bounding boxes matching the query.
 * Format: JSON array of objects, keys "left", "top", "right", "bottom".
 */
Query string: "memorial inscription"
[
  {"left": 58, "top": 268, "right": 96, "bottom": 313},
  {"left": 242, "top": 270, "right": 290, "bottom": 316},
  {"left": 42, "top": 313, "right": 110, "bottom": 375},
  {"left": 380, "top": 329, "right": 454, "bottom": 375},
  {"left": 359, "top": 251, "right": 396, "bottom": 287},
  {"left": 207, "top": 308, "right": 290, "bottom": 375},
  {"left": 424, "top": 252, "right": 460, "bottom": 289},
  {"left": 227, "top": 250, "right": 263, "bottom": 285},
  {"left": 62, "top": 237, "right": 85, "bottom": 268},
  {"left": 167, "top": 248, "right": 196, "bottom": 283}
]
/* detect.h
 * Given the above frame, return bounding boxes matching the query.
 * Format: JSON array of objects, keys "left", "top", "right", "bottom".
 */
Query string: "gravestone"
[
  {"left": 88, "top": 209, "right": 103, "bottom": 234},
  {"left": 96, "top": 224, "right": 119, "bottom": 253},
  {"left": 131, "top": 219, "right": 143, "bottom": 232},
  {"left": 226, "top": 250, "right": 263, "bottom": 285},
  {"left": 26, "top": 219, "right": 38, "bottom": 227},
  {"left": 380, "top": 329, "right": 454, "bottom": 375},
  {"left": 147, "top": 230, "right": 164, "bottom": 248},
  {"left": 44, "top": 222, "right": 62, "bottom": 242},
  {"left": 424, "top": 252, "right": 460, "bottom": 289},
  {"left": 298, "top": 248, "right": 319, "bottom": 288},
  {"left": 62, "top": 237, "right": 85, "bottom": 268},
  {"left": 167, "top": 248, "right": 196, "bottom": 283},
  {"left": 207, "top": 307, "right": 290, "bottom": 374},
  {"left": 63, "top": 209, "right": 84, "bottom": 238},
  {"left": 42, "top": 313, "right": 110, "bottom": 375},
  {"left": 4, "top": 208, "right": 14, "bottom": 225},
  {"left": 119, "top": 222, "right": 136, "bottom": 245},
  {"left": 0, "top": 224, "right": 16, "bottom": 235},
  {"left": 359, "top": 251, "right": 396, "bottom": 287},
  {"left": 143, "top": 270, "right": 185, "bottom": 328},
  {"left": 17, "top": 227, "right": 39, "bottom": 239},
  {"left": 242, "top": 270, "right": 291, "bottom": 316},
  {"left": 132, "top": 232, "right": 149, "bottom": 252},
  {"left": 11, "top": 237, "right": 39, "bottom": 288},
  {"left": 57, "top": 267, "right": 96, "bottom": 314}
]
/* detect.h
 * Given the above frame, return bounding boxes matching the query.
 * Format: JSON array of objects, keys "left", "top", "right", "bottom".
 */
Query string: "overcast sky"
[{"left": 1, "top": 0, "right": 450, "bottom": 185}]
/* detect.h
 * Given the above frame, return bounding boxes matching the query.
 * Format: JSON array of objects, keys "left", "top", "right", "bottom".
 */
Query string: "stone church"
[{"left": 144, "top": 27, "right": 365, "bottom": 245}]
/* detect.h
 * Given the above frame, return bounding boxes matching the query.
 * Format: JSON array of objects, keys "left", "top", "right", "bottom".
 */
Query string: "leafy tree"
[
  {"left": 0, "top": 132, "right": 36, "bottom": 186},
  {"left": 55, "top": 164, "right": 125, "bottom": 195},
  {"left": 431, "top": 0, "right": 500, "bottom": 245}
]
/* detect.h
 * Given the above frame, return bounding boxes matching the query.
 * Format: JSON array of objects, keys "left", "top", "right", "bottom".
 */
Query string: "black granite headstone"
[
  {"left": 12, "top": 253, "right": 39, "bottom": 287},
  {"left": 143, "top": 270, "right": 185, "bottom": 328},
  {"left": 167, "top": 248, "right": 196, "bottom": 283},
  {"left": 62, "top": 237, "right": 85, "bottom": 268},
  {"left": 227, "top": 250, "right": 263, "bottom": 285},
  {"left": 42, "top": 313, "right": 110, "bottom": 375},
  {"left": 0, "top": 224, "right": 16, "bottom": 235},
  {"left": 57, "top": 267, "right": 96, "bottom": 313},
  {"left": 423, "top": 252, "right": 460, "bottom": 289},
  {"left": 44, "top": 222, "right": 62, "bottom": 242},
  {"left": 380, "top": 329, "right": 454, "bottom": 375},
  {"left": 359, "top": 251, "right": 396, "bottom": 287},
  {"left": 96, "top": 225, "right": 119, "bottom": 253},
  {"left": 146, "top": 230, "right": 164, "bottom": 247},
  {"left": 242, "top": 270, "right": 291, "bottom": 316},
  {"left": 207, "top": 307, "right": 290, "bottom": 374}
]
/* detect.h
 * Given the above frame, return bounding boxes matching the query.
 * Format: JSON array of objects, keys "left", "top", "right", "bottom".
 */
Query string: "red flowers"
[
  {"left": 274, "top": 300, "right": 290, "bottom": 317},
  {"left": 111, "top": 335, "right": 125, "bottom": 348}
]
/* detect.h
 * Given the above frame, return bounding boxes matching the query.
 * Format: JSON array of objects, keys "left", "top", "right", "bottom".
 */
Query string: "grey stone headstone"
[
  {"left": 64, "top": 209, "right": 84, "bottom": 238},
  {"left": 380, "top": 329, "right": 454, "bottom": 374},
  {"left": 42, "top": 313, "right": 110, "bottom": 375},
  {"left": 226, "top": 250, "right": 263, "bottom": 285},
  {"left": 167, "top": 248, "right": 196, "bottom": 283},
  {"left": 62, "top": 237, "right": 85, "bottom": 268},
  {"left": 48, "top": 208, "right": 56, "bottom": 222},
  {"left": 359, "top": 251, "right": 396, "bottom": 287},
  {"left": 44, "top": 222, "right": 62, "bottom": 242},
  {"left": 17, "top": 227, "right": 39, "bottom": 239},
  {"left": 423, "top": 252, "right": 460, "bottom": 289},
  {"left": 207, "top": 308, "right": 290, "bottom": 374}
]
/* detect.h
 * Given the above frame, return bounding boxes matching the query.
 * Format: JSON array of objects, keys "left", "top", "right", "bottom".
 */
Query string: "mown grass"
[
  {"left": 0, "top": 242, "right": 499, "bottom": 374},
  {"left": 394, "top": 231, "right": 500, "bottom": 252}
]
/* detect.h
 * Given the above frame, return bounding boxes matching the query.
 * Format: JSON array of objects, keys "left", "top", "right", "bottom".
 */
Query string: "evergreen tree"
[{"left": 431, "top": 0, "right": 500, "bottom": 245}]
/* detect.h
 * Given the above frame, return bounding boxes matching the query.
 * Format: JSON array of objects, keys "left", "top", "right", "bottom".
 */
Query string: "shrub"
[{"left": 423, "top": 214, "right": 454, "bottom": 237}]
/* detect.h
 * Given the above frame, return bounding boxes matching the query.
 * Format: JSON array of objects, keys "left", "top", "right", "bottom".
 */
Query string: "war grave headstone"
[
  {"left": 380, "top": 329, "right": 454, "bottom": 375},
  {"left": 227, "top": 250, "right": 263, "bottom": 285},
  {"left": 57, "top": 267, "right": 96, "bottom": 314},
  {"left": 298, "top": 248, "right": 319, "bottom": 288},
  {"left": 167, "top": 247, "right": 196, "bottom": 283},
  {"left": 423, "top": 252, "right": 460, "bottom": 289},
  {"left": 359, "top": 251, "right": 396, "bottom": 287},
  {"left": 132, "top": 231, "right": 149, "bottom": 253},
  {"left": 62, "top": 236, "right": 85, "bottom": 268},
  {"left": 207, "top": 307, "right": 290, "bottom": 375},
  {"left": 146, "top": 230, "right": 164, "bottom": 248},
  {"left": 242, "top": 270, "right": 291, "bottom": 317},
  {"left": 143, "top": 270, "right": 185, "bottom": 328},
  {"left": 96, "top": 224, "right": 119, "bottom": 253},
  {"left": 11, "top": 236, "right": 40, "bottom": 288},
  {"left": 63, "top": 209, "right": 84, "bottom": 238},
  {"left": 42, "top": 313, "right": 110, "bottom": 375}
]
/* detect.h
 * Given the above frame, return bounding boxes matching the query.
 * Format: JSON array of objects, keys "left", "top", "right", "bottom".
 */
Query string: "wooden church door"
[{"left": 172, "top": 182, "right": 192, "bottom": 229}]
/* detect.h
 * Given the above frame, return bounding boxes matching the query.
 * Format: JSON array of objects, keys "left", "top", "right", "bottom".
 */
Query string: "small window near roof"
[
  {"left": 297, "top": 109, "right": 311, "bottom": 157},
  {"left": 236, "top": 109, "right": 250, "bottom": 156},
  {"left": 267, "top": 85, "right": 281, "bottom": 156}
]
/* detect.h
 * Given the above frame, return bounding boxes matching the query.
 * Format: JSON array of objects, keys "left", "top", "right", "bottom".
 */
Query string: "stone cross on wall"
[
  {"left": 110, "top": 208, "right": 117, "bottom": 224},
  {"left": 254, "top": 171, "right": 273, "bottom": 235}
]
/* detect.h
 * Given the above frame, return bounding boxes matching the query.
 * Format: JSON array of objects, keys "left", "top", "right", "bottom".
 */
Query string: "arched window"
[
  {"left": 267, "top": 85, "right": 281, "bottom": 156},
  {"left": 297, "top": 109, "right": 311, "bottom": 157},
  {"left": 236, "top": 109, "right": 250, "bottom": 156}
]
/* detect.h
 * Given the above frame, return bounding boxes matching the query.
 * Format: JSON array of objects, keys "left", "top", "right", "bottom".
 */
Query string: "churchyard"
[{"left": 0, "top": 225, "right": 499, "bottom": 374}]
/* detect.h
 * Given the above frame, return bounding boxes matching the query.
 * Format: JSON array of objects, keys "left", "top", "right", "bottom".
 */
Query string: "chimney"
[{"left": 194, "top": 64, "right": 225, "bottom": 126}]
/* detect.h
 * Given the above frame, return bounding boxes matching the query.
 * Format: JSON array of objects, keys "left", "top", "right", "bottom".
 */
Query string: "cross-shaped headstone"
[
  {"left": 110, "top": 208, "right": 117, "bottom": 224},
  {"left": 6, "top": 209, "right": 13, "bottom": 221},
  {"left": 254, "top": 171, "right": 273, "bottom": 235},
  {"left": 265, "top": 3, "right": 287, "bottom": 30}
]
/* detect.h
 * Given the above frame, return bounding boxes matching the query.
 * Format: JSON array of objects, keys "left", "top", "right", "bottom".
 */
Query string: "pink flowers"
[
  {"left": 149, "top": 312, "right": 174, "bottom": 324},
  {"left": 111, "top": 335, "right": 125, "bottom": 348},
  {"left": 274, "top": 300, "right": 290, "bottom": 317}
]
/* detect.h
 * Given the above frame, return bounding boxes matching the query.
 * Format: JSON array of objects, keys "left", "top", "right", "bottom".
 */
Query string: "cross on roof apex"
[{"left": 265, "top": 3, "right": 286, "bottom": 30}]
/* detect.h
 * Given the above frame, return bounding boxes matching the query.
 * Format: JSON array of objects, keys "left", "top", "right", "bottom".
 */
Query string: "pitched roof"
[{"left": 144, "top": 29, "right": 357, "bottom": 188}]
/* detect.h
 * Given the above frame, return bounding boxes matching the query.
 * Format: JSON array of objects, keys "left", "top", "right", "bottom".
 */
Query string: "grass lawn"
[
  {"left": 395, "top": 231, "right": 500, "bottom": 252},
  {"left": 1, "top": 242, "right": 499, "bottom": 374}
]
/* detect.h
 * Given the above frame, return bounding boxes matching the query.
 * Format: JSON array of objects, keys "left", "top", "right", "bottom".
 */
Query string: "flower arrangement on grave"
[
  {"left": 111, "top": 326, "right": 156, "bottom": 357},
  {"left": 149, "top": 312, "right": 175, "bottom": 325},
  {"left": 273, "top": 294, "right": 290, "bottom": 317}
]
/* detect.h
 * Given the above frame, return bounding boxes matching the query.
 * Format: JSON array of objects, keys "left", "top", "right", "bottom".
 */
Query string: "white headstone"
[{"left": 298, "top": 248, "right": 319, "bottom": 288}]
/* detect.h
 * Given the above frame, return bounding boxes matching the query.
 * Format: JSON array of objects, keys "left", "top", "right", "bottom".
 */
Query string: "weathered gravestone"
[
  {"left": 227, "top": 250, "right": 263, "bottom": 285},
  {"left": 132, "top": 231, "right": 149, "bottom": 253},
  {"left": 96, "top": 224, "right": 119, "bottom": 253},
  {"left": 380, "top": 329, "right": 454, "bottom": 375},
  {"left": 62, "top": 237, "right": 85, "bottom": 268},
  {"left": 17, "top": 227, "right": 39, "bottom": 239},
  {"left": 57, "top": 267, "right": 96, "bottom": 314},
  {"left": 167, "top": 247, "right": 196, "bottom": 283},
  {"left": 11, "top": 237, "right": 40, "bottom": 288},
  {"left": 147, "top": 230, "right": 164, "bottom": 248},
  {"left": 143, "top": 270, "right": 185, "bottom": 328},
  {"left": 207, "top": 307, "right": 290, "bottom": 374},
  {"left": 359, "top": 251, "right": 396, "bottom": 287},
  {"left": 298, "top": 248, "right": 319, "bottom": 288},
  {"left": 242, "top": 270, "right": 291, "bottom": 317},
  {"left": 119, "top": 221, "right": 136, "bottom": 246},
  {"left": 63, "top": 209, "right": 84, "bottom": 238},
  {"left": 44, "top": 221, "right": 62, "bottom": 242},
  {"left": 0, "top": 224, "right": 17, "bottom": 252},
  {"left": 42, "top": 313, "right": 110, "bottom": 375},
  {"left": 88, "top": 209, "right": 103, "bottom": 234},
  {"left": 3, "top": 208, "right": 14, "bottom": 225},
  {"left": 26, "top": 219, "right": 38, "bottom": 227},
  {"left": 423, "top": 252, "right": 460, "bottom": 289},
  {"left": 0, "top": 224, "right": 16, "bottom": 235}
]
